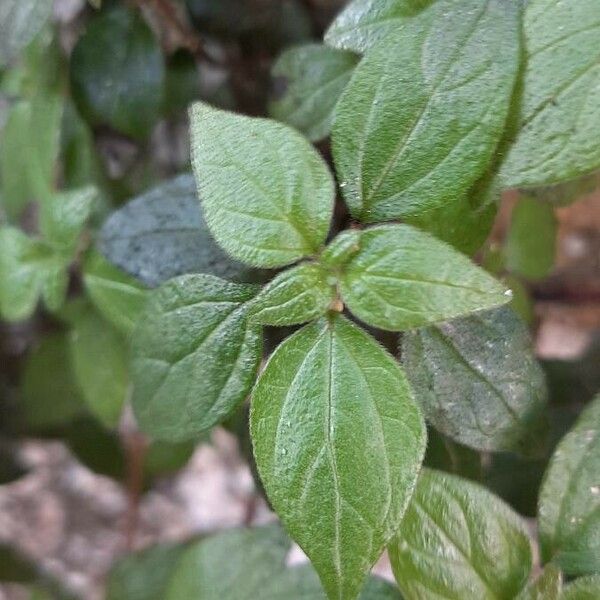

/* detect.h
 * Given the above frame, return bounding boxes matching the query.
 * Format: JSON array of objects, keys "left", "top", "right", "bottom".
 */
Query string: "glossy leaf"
[
  {"left": 500, "top": 0, "right": 600, "bottom": 188},
  {"left": 516, "top": 565, "right": 562, "bottom": 600},
  {"left": 562, "top": 576, "right": 600, "bottom": 600},
  {"left": 505, "top": 197, "right": 557, "bottom": 281},
  {"left": 401, "top": 306, "right": 548, "bottom": 455},
  {"left": 83, "top": 252, "right": 148, "bottom": 336},
  {"left": 132, "top": 274, "right": 262, "bottom": 442},
  {"left": 249, "top": 262, "right": 335, "bottom": 326},
  {"left": 538, "top": 394, "right": 600, "bottom": 576},
  {"left": 325, "top": 0, "right": 435, "bottom": 53},
  {"left": 70, "top": 7, "right": 164, "bottom": 139},
  {"left": 190, "top": 102, "right": 334, "bottom": 268},
  {"left": 269, "top": 44, "right": 358, "bottom": 142},
  {"left": 332, "top": 0, "right": 520, "bottom": 224},
  {"left": 389, "top": 469, "right": 532, "bottom": 600},
  {"left": 69, "top": 306, "right": 129, "bottom": 428},
  {"left": 99, "top": 175, "right": 251, "bottom": 288},
  {"left": 338, "top": 225, "right": 509, "bottom": 332},
  {"left": 251, "top": 315, "right": 426, "bottom": 600}
]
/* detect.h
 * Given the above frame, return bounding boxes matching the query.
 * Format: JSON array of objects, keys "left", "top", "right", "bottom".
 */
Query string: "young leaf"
[
  {"left": 538, "top": 394, "right": 600, "bottom": 576},
  {"left": 516, "top": 565, "right": 562, "bottom": 600},
  {"left": 83, "top": 252, "right": 148, "bottom": 337},
  {"left": 401, "top": 306, "right": 549, "bottom": 455},
  {"left": 332, "top": 0, "right": 520, "bottom": 224},
  {"left": 562, "top": 576, "right": 600, "bottom": 600},
  {"left": 69, "top": 305, "right": 129, "bottom": 428},
  {"left": 500, "top": 0, "right": 600, "bottom": 188},
  {"left": 269, "top": 44, "right": 358, "bottom": 142},
  {"left": 249, "top": 262, "right": 335, "bottom": 326},
  {"left": 190, "top": 102, "right": 334, "bottom": 268},
  {"left": 505, "top": 197, "right": 557, "bottom": 281},
  {"left": 251, "top": 315, "right": 426, "bottom": 600},
  {"left": 0, "top": 0, "right": 53, "bottom": 66},
  {"left": 338, "top": 225, "right": 509, "bottom": 332},
  {"left": 70, "top": 7, "right": 164, "bottom": 139},
  {"left": 99, "top": 175, "right": 251, "bottom": 288},
  {"left": 324, "top": 0, "right": 435, "bottom": 53},
  {"left": 389, "top": 469, "right": 532, "bottom": 600},
  {"left": 132, "top": 274, "right": 262, "bottom": 442}
]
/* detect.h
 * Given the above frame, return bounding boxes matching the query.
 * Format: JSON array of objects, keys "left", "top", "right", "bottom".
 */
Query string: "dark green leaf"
[
  {"left": 249, "top": 262, "right": 335, "bottom": 326},
  {"left": 401, "top": 306, "right": 548, "bottom": 455},
  {"left": 562, "top": 576, "right": 600, "bottom": 600},
  {"left": 324, "top": 0, "right": 435, "bottom": 53},
  {"left": 0, "top": 545, "right": 36, "bottom": 582},
  {"left": 423, "top": 429, "right": 482, "bottom": 481},
  {"left": 516, "top": 565, "right": 562, "bottom": 600},
  {"left": 70, "top": 7, "right": 164, "bottom": 139},
  {"left": 190, "top": 102, "right": 334, "bottom": 268},
  {"left": 538, "top": 394, "right": 600, "bottom": 576},
  {"left": 251, "top": 315, "right": 426, "bottom": 600},
  {"left": 132, "top": 274, "right": 262, "bottom": 441},
  {"left": 99, "top": 175, "right": 251, "bottom": 288},
  {"left": 0, "top": 440, "right": 27, "bottom": 484},
  {"left": 269, "top": 44, "right": 358, "bottom": 142},
  {"left": 505, "top": 197, "right": 557, "bottom": 281},
  {"left": 389, "top": 469, "right": 532, "bottom": 600},
  {"left": 500, "top": 0, "right": 600, "bottom": 187},
  {"left": 332, "top": 0, "right": 520, "bottom": 224},
  {"left": 338, "top": 225, "right": 509, "bottom": 331}
]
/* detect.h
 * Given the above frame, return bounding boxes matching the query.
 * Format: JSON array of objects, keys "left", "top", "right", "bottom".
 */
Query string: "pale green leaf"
[
  {"left": 332, "top": 0, "right": 520, "bottom": 224},
  {"left": 538, "top": 394, "right": 600, "bottom": 576},
  {"left": 251, "top": 315, "right": 426, "bottom": 600},
  {"left": 389, "top": 469, "right": 532, "bottom": 600},
  {"left": 516, "top": 565, "right": 562, "bottom": 600},
  {"left": 338, "top": 225, "right": 509, "bottom": 332},
  {"left": 500, "top": 0, "right": 600, "bottom": 188},
  {"left": 324, "top": 0, "right": 435, "bottom": 53},
  {"left": 401, "top": 306, "right": 548, "bottom": 455},
  {"left": 562, "top": 576, "right": 600, "bottom": 600},
  {"left": 190, "top": 102, "right": 334, "bottom": 268},
  {"left": 83, "top": 252, "right": 148, "bottom": 336},
  {"left": 249, "top": 262, "right": 335, "bottom": 326},
  {"left": 132, "top": 274, "right": 262, "bottom": 441},
  {"left": 269, "top": 44, "right": 358, "bottom": 142},
  {"left": 505, "top": 197, "right": 557, "bottom": 281}
]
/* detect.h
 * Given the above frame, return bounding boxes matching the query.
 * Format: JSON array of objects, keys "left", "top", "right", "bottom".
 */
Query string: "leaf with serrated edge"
[
  {"left": 401, "top": 306, "right": 548, "bottom": 455},
  {"left": 132, "top": 274, "right": 262, "bottom": 442},
  {"left": 339, "top": 225, "right": 509, "bottom": 332},
  {"left": 332, "top": 0, "right": 520, "bottom": 224},
  {"left": 389, "top": 469, "right": 532, "bottom": 600},
  {"left": 538, "top": 394, "right": 600, "bottom": 576},
  {"left": 269, "top": 44, "right": 358, "bottom": 142},
  {"left": 251, "top": 314, "right": 426, "bottom": 600},
  {"left": 500, "top": 0, "right": 600, "bottom": 188},
  {"left": 190, "top": 102, "right": 334, "bottom": 268},
  {"left": 249, "top": 262, "right": 335, "bottom": 326}
]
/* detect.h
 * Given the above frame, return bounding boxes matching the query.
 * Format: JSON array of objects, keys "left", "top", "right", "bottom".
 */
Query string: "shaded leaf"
[
  {"left": 562, "top": 576, "right": 600, "bottom": 600},
  {"left": 516, "top": 565, "right": 562, "bottom": 600}
]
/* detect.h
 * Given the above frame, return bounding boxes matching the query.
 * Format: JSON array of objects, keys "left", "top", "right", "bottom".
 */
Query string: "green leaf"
[
  {"left": 132, "top": 274, "right": 262, "bottom": 442},
  {"left": 505, "top": 197, "right": 557, "bottom": 281},
  {"left": 189, "top": 102, "right": 334, "bottom": 268},
  {"left": 69, "top": 305, "right": 129, "bottom": 428},
  {"left": 107, "top": 543, "right": 186, "bottom": 600},
  {"left": 249, "top": 262, "right": 335, "bottom": 326},
  {"left": 401, "top": 306, "right": 548, "bottom": 455},
  {"left": 40, "top": 186, "right": 96, "bottom": 257},
  {"left": 324, "top": 0, "right": 435, "bottom": 53},
  {"left": 332, "top": 0, "right": 520, "bottom": 224},
  {"left": 500, "top": 0, "right": 600, "bottom": 188},
  {"left": 70, "top": 7, "right": 164, "bottom": 139},
  {"left": 251, "top": 315, "right": 426, "bottom": 600},
  {"left": 0, "top": 0, "right": 53, "bottom": 66},
  {"left": 269, "top": 44, "right": 358, "bottom": 142},
  {"left": 562, "top": 576, "right": 600, "bottom": 600},
  {"left": 83, "top": 252, "right": 148, "bottom": 336},
  {"left": 99, "top": 175, "right": 251, "bottom": 288},
  {"left": 516, "top": 565, "right": 562, "bottom": 600},
  {"left": 526, "top": 171, "right": 600, "bottom": 208},
  {"left": 423, "top": 429, "right": 482, "bottom": 481},
  {"left": 538, "top": 394, "right": 600, "bottom": 576},
  {"left": 338, "top": 225, "right": 509, "bottom": 332},
  {"left": 20, "top": 333, "right": 85, "bottom": 432},
  {"left": 389, "top": 469, "right": 532, "bottom": 600}
]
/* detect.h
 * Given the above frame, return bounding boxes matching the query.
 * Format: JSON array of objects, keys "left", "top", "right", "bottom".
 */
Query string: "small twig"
[{"left": 123, "top": 431, "right": 147, "bottom": 550}]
